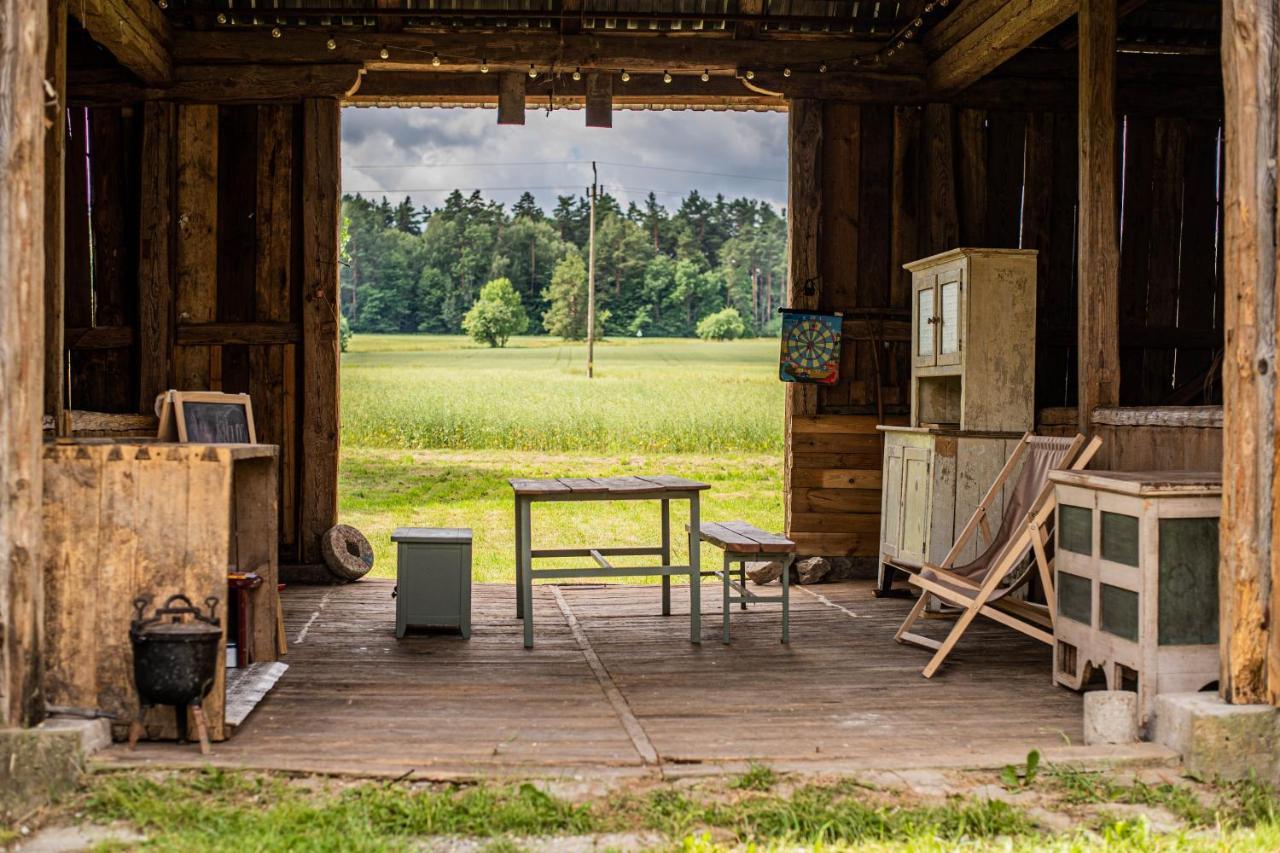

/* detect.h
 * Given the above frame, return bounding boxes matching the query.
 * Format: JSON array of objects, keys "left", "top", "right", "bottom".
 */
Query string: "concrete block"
[
  {"left": 1151, "top": 692, "right": 1280, "bottom": 783},
  {"left": 0, "top": 728, "right": 84, "bottom": 823},
  {"left": 1084, "top": 691, "right": 1139, "bottom": 745},
  {"left": 37, "top": 716, "right": 112, "bottom": 755}
]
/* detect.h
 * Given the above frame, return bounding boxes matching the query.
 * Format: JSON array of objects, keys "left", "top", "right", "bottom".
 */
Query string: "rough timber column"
[
  {"left": 0, "top": 0, "right": 48, "bottom": 726},
  {"left": 783, "top": 99, "right": 822, "bottom": 538},
  {"left": 300, "top": 98, "right": 342, "bottom": 564},
  {"left": 1220, "top": 0, "right": 1278, "bottom": 706},
  {"left": 1076, "top": 0, "right": 1121, "bottom": 433}
]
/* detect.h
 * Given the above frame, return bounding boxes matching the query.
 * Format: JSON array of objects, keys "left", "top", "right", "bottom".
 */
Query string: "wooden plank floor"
[{"left": 103, "top": 579, "right": 1100, "bottom": 779}]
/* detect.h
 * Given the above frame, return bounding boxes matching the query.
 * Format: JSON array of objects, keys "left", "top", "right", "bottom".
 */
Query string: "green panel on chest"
[
  {"left": 1058, "top": 571, "right": 1092, "bottom": 626},
  {"left": 1100, "top": 584, "right": 1139, "bottom": 642},
  {"left": 1059, "top": 505, "right": 1093, "bottom": 556},
  {"left": 1101, "top": 511, "right": 1139, "bottom": 567},
  {"left": 1157, "top": 517, "right": 1219, "bottom": 646}
]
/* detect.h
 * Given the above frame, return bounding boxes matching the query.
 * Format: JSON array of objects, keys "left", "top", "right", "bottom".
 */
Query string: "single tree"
[
  {"left": 542, "top": 249, "right": 607, "bottom": 340},
  {"left": 462, "top": 277, "right": 529, "bottom": 348},
  {"left": 696, "top": 306, "right": 747, "bottom": 341}
]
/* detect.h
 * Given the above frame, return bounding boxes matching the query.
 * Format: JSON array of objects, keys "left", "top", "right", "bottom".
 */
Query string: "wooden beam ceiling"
[
  {"left": 927, "top": 0, "right": 1078, "bottom": 95},
  {"left": 71, "top": 0, "right": 172, "bottom": 82}
]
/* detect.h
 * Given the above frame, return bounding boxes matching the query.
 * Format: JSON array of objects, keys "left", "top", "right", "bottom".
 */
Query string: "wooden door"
[
  {"left": 899, "top": 446, "right": 933, "bottom": 565},
  {"left": 912, "top": 275, "right": 938, "bottom": 369},
  {"left": 935, "top": 267, "right": 964, "bottom": 368},
  {"left": 880, "top": 444, "right": 905, "bottom": 559}
]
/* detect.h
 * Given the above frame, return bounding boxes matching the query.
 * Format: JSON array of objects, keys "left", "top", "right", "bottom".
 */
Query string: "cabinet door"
[
  {"left": 880, "top": 444, "right": 904, "bottom": 559},
  {"left": 913, "top": 276, "right": 938, "bottom": 368},
  {"left": 899, "top": 447, "right": 933, "bottom": 565},
  {"left": 936, "top": 268, "right": 964, "bottom": 367}
]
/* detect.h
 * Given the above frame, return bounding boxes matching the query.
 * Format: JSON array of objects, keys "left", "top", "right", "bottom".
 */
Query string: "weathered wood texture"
[
  {"left": 0, "top": 0, "right": 48, "bottom": 727},
  {"left": 1220, "top": 0, "right": 1278, "bottom": 706},
  {"left": 57, "top": 100, "right": 325, "bottom": 564},
  {"left": 927, "top": 0, "right": 1077, "bottom": 95},
  {"left": 1077, "top": 0, "right": 1121, "bottom": 432},
  {"left": 67, "top": 0, "right": 170, "bottom": 83},
  {"left": 300, "top": 98, "right": 342, "bottom": 565},
  {"left": 42, "top": 441, "right": 279, "bottom": 741},
  {"left": 44, "top": 0, "right": 67, "bottom": 424},
  {"left": 107, "top": 580, "right": 1088, "bottom": 775}
]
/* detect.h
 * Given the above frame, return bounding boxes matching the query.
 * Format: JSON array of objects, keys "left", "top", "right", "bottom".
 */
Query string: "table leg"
[
  {"left": 739, "top": 561, "right": 748, "bottom": 610},
  {"left": 782, "top": 555, "right": 792, "bottom": 645},
  {"left": 688, "top": 494, "right": 701, "bottom": 644},
  {"left": 661, "top": 499, "right": 671, "bottom": 616},
  {"left": 722, "top": 552, "right": 731, "bottom": 644},
  {"left": 514, "top": 494, "right": 524, "bottom": 619},
  {"left": 520, "top": 497, "right": 534, "bottom": 648}
]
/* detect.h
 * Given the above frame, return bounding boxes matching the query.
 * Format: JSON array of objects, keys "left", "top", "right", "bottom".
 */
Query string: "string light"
[
  {"left": 700, "top": 69, "right": 710, "bottom": 82},
  {"left": 216, "top": 12, "right": 226, "bottom": 23},
  {"left": 572, "top": 67, "right": 581, "bottom": 81},
  {"left": 157, "top": 0, "right": 167, "bottom": 8},
  {"left": 379, "top": 46, "right": 389, "bottom": 58},
  {"left": 528, "top": 63, "right": 537, "bottom": 78},
  {"left": 744, "top": 69, "right": 755, "bottom": 80},
  {"left": 662, "top": 70, "right": 672, "bottom": 83},
  {"left": 271, "top": 26, "right": 282, "bottom": 38},
  {"left": 480, "top": 58, "right": 489, "bottom": 72},
  {"left": 818, "top": 62, "right": 828, "bottom": 73},
  {"left": 783, "top": 67, "right": 792, "bottom": 77},
  {"left": 432, "top": 52, "right": 441, "bottom": 66},
  {"left": 620, "top": 69, "right": 630, "bottom": 82},
  {"left": 326, "top": 38, "right": 337, "bottom": 50}
]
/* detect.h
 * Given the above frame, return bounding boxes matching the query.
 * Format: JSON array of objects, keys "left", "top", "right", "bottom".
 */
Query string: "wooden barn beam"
[
  {"left": 783, "top": 98, "right": 822, "bottom": 541},
  {"left": 70, "top": 0, "right": 171, "bottom": 83},
  {"left": 928, "top": 0, "right": 1078, "bottom": 95},
  {"left": 44, "top": 0, "right": 66, "bottom": 428},
  {"left": 1076, "top": 0, "right": 1120, "bottom": 433},
  {"left": 0, "top": 0, "right": 48, "bottom": 727},
  {"left": 174, "top": 29, "right": 925, "bottom": 74},
  {"left": 1220, "top": 0, "right": 1278, "bottom": 706},
  {"left": 299, "top": 98, "right": 341, "bottom": 565},
  {"left": 496, "top": 72, "right": 526, "bottom": 124},
  {"left": 584, "top": 72, "right": 613, "bottom": 127},
  {"left": 69, "top": 64, "right": 364, "bottom": 104}
]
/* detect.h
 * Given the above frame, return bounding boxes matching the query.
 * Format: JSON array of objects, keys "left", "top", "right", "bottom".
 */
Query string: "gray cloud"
[{"left": 341, "top": 106, "right": 787, "bottom": 213}]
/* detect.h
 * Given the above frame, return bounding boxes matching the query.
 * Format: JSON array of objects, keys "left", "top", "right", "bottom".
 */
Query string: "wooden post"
[
  {"left": 300, "top": 98, "right": 341, "bottom": 565},
  {"left": 0, "top": 0, "right": 48, "bottom": 727},
  {"left": 496, "top": 72, "right": 526, "bottom": 125},
  {"left": 174, "top": 104, "right": 219, "bottom": 392},
  {"left": 1220, "top": 0, "right": 1278, "bottom": 706},
  {"left": 44, "top": 0, "right": 66, "bottom": 428},
  {"left": 783, "top": 99, "right": 822, "bottom": 538},
  {"left": 585, "top": 73, "right": 612, "bottom": 129},
  {"left": 1076, "top": 0, "right": 1121, "bottom": 433},
  {"left": 138, "top": 102, "right": 175, "bottom": 411}
]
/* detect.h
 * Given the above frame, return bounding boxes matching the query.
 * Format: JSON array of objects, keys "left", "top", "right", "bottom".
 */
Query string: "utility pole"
[{"left": 587, "top": 161, "right": 597, "bottom": 379}]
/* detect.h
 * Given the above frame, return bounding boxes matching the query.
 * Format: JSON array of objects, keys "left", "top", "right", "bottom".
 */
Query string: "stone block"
[
  {"left": 0, "top": 728, "right": 85, "bottom": 823},
  {"left": 1151, "top": 692, "right": 1280, "bottom": 783},
  {"left": 37, "top": 716, "right": 113, "bottom": 755},
  {"left": 1083, "top": 691, "right": 1139, "bottom": 745}
]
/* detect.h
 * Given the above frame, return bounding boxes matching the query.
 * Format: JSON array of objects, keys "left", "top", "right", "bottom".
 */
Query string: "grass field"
[{"left": 340, "top": 335, "right": 784, "bottom": 581}]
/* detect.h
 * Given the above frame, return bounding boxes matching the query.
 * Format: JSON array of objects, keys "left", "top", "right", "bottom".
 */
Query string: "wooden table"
[{"left": 509, "top": 475, "right": 710, "bottom": 648}]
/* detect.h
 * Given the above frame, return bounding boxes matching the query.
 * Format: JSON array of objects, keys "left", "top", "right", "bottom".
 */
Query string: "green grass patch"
[
  {"left": 341, "top": 335, "right": 783, "bottom": 454},
  {"left": 1048, "top": 766, "right": 1279, "bottom": 830}
]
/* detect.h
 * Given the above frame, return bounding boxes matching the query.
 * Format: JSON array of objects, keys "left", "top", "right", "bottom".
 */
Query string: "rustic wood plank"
[
  {"left": 634, "top": 475, "right": 711, "bottom": 491},
  {"left": 818, "top": 101, "right": 859, "bottom": 412},
  {"left": 1077, "top": 0, "right": 1121, "bottom": 431},
  {"left": 1142, "top": 117, "right": 1187, "bottom": 405},
  {"left": 928, "top": 0, "right": 1077, "bottom": 95},
  {"left": 497, "top": 72, "right": 526, "bottom": 125},
  {"left": 44, "top": 0, "right": 66, "bottom": 423},
  {"left": 69, "top": 0, "right": 171, "bottom": 83},
  {"left": 138, "top": 101, "right": 174, "bottom": 412},
  {"left": 697, "top": 522, "right": 761, "bottom": 553},
  {"left": 1173, "top": 120, "right": 1224, "bottom": 391},
  {"left": 299, "top": 98, "right": 341, "bottom": 565},
  {"left": 984, "top": 111, "right": 1027, "bottom": 249},
  {"left": 718, "top": 521, "right": 795, "bottom": 553},
  {"left": 1117, "top": 113, "right": 1155, "bottom": 404},
  {"left": 509, "top": 478, "right": 572, "bottom": 495},
  {"left": 217, "top": 105, "right": 258, "bottom": 397},
  {"left": 923, "top": 103, "right": 959, "bottom": 254},
  {"left": 174, "top": 104, "right": 219, "bottom": 392},
  {"left": 557, "top": 478, "right": 610, "bottom": 493}
]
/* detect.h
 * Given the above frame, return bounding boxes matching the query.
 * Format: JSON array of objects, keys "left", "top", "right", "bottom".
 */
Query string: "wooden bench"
[{"left": 695, "top": 521, "right": 796, "bottom": 644}]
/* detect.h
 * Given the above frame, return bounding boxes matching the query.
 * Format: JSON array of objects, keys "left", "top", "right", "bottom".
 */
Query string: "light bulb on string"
[
  {"left": 783, "top": 67, "right": 792, "bottom": 77},
  {"left": 216, "top": 12, "right": 226, "bottom": 23},
  {"left": 432, "top": 52, "right": 441, "bottom": 66},
  {"left": 744, "top": 69, "right": 755, "bottom": 80},
  {"left": 572, "top": 67, "right": 581, "bottom": 81},
  {"left": 700, "top": 69, "right": 710, "bottom": 82},
  {"left": 379, "top": 46, "right": 389, "bottom": 58},
  {"left": 620, "top": 69, "right": 630, "bottom": 82},
  {"left": 272, "top": 26, "right": 282, "bottom": 38},
  {"left": 326, "top": 38, "right": 337, "bottom": 50},
  {"left": 157, "top": 0, "right": 168, "bottom": 9},
  {"left": 662, "top": 70, "right": 672, "bottom": 83},
  {"left": 528, "top": 63, "right": 537, "bottom": 78},
  {"left": 818, "top": 62, "right": 828, "bottom": 73},
  {"left": 480, "top": 58, "right": 489, "bottom": 72}
]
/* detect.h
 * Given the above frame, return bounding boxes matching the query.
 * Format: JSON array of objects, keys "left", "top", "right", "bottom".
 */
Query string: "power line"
[
  {"left": 347, "top": 159, "right": 785, "bottom": 183},
  {"left": 342, "top": 184, "right": 727, "bottom": 197}
]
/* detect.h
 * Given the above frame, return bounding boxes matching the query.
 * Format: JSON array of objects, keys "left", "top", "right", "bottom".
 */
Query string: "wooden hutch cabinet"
[{"left": 878, "top": 249, "right": 1038, "bottom": 582}]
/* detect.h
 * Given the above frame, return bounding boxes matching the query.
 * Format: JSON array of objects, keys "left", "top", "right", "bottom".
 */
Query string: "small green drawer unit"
[{"left": 392, "top": 527, "right": 473, "bottom": 638}]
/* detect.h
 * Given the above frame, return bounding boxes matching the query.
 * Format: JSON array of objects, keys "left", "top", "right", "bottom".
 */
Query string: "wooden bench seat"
[{"left": 694, "top": 521, "right": 795, "bottom": 644}]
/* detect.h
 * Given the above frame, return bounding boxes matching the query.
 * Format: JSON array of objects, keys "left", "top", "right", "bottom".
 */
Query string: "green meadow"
[{"left": 339, "top": 335, "right": 785, "bottom": 581}]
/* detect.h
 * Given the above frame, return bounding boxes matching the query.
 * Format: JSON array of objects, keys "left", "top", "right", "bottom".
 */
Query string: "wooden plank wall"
[
  {"left": 55, "top": 99, "right": 336, "bottom": 564},
  {"left": 789, "top": 98, "right": 1223, "bottom": 558}
]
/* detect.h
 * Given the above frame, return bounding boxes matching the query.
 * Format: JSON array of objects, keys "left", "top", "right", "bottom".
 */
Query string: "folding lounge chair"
[{"left": 893, "top": 432, "right": 1102, "bottom": 678}]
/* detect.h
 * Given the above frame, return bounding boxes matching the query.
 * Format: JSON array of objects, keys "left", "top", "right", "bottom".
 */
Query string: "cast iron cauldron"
[{"left": 128, "top": 594, "right": 221, "bottom": 752}]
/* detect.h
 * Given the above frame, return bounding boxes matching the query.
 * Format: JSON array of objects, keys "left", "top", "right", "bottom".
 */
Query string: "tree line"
[{"left": 339, "top": 187, "right": 788, "bottom": 340}]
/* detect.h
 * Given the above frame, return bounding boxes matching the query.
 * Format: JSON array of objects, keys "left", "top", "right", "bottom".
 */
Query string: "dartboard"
[{"left": 783, "top": 316, "right": 840, "bottom": 379}]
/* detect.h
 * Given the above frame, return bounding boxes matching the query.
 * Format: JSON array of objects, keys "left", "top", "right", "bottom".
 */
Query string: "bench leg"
[
  {"left": 519, "top": 497, "right": 534, "bottom": 648},
  {"left": 781, "top": 554, "right": 792, "bottom": 644},
  {"left": 739, "top": 559, "right": 748, "bottom": 609},
  {"left": 688, "top": 495, "right": 700, "bottom": 644},
  {"left": 722, "top": 552, "right": 732, "bottom": 644},
  {"left": 661, "top": 499, "right": 671, "bottom": 616}
]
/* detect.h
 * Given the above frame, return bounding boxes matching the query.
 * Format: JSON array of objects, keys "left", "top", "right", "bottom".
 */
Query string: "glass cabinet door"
[
  {"left": 914, "top": 278, "right": 937, "bottom": 367},
  {"left": 936, "top": 272, "right": 963, "bottom": 366}
]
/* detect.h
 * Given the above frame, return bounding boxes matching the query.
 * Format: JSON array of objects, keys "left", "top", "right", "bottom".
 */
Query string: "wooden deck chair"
[{"left": 894, "top": 433, "right": 1103, "bottom": 678}]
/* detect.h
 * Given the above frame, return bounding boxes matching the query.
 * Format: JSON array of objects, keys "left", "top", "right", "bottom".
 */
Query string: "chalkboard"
[
  {"left": 167, "top": 392, "right": 257, "bottom": 444},
  {"left": 1101, "top": 511, "right": 1140, "bottom": 567},
  {"left": 1057, "top": 571, "right": 1092, "bottom": 626},
  {"left": 1058, "top": 505, "right": 1093, "bottom": 556},
  {"left": 1100, "top": 584, "right": 1140, "bottom": 641}
]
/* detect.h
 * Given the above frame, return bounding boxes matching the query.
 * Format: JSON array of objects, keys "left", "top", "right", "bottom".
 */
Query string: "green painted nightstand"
[{"left": 391, "top": 528, "right": 473, "bottom": 639}]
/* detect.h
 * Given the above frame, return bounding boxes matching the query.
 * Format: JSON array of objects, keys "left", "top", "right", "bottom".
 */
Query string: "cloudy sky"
[{"left": 340, "top": 106, "right": 788, "bottom": 215}]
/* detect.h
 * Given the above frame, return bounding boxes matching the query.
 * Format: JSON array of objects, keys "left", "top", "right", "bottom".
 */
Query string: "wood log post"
[
  {"left": 174, "top": 104, "right": 218, "bottom": 392},
  {"left": 783, "top": 99, "right": 822, "bottom": 539},
  {"left": 1076, "top": 0, "right": 1121, "bottom": 433},
  {"left": 44, "top": 0, "right": 66, "bottom": 428},
  {"left": 300, "top": 98, "right": 341, "bottom": 565},
  {"left": 0, "top": 0, "right": 48, "bottom": 727},
  {"left": 585, "top": 73, "right": 613, "bottom": 129},
  {"left": 138, "top": 101, "right": 175, "bottom": 411},
  {"left": 496, "top": 72, "right": 526, "bottom": 125},
  {"left": 1220, "top": 0, "right": 1278, "bottom": 706}
]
